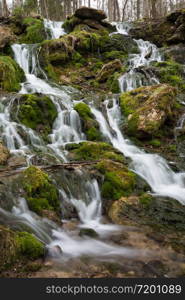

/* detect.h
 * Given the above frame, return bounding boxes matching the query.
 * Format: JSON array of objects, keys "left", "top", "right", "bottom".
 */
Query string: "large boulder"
[
  {"left": 101, "top": 33, "right": 139, "bottom": 54},
  {"left": 74, "top": 7, "right": 107, "bottom": 21},
  {"left": 163, "top": 44, "right": 185, "bottom": 64},
  {"left": 11, "top": 94, "right": 58, "bottom": 139},
  {"left": 120, "top": 84, "right": 177, "bottom": 139},
  {"left": 0, "top": 56, "right": 25, "bottom": 92},
  {"left": 97, "top": 59, "right": 122, "bottom": 83}
]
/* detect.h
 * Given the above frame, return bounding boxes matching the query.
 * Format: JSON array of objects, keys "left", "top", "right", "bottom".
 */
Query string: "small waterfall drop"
[
  {"left": 44, "top": 19, "right": 66, "bottom": 39},
  {"left": 117, "top": 25, "right": 162, "bottom": 92}
]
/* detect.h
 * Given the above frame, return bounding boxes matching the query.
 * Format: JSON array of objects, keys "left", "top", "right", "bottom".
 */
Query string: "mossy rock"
[
  {"left": 120, "top": 84, "right": 177, "bottom": 139},
  {"left": 108, "top": 193, "right": 185, "bottom": 233},
  {"left": 0, "top": 56, "right": 25, "bottom": 92},
  {"left": 74, "top": 102, "right": 102, "bottom": 141},
  {"left": 96, "top": 160, "right": 136, "bottom": 200},
  {"left": 23, "top": 166, "right": 60, "bottom": 215},
  {"left": 19, "top": 17, "right": 47, "bottom": 44},
  {"left": 101, "top": 33, "right": 139, "bottom": 54},
  {"left": 0, "top": 225, "right": 44, "bottom": 271},
  {"left": 153, "top": 60, "right": 185, "bottom": 92},
  {"left": 11, "top": 94, "right": 57, "bottom": 139},
  {"left": 16, "top": 231, "right": 44, "bottom": 260},
  {"left": 67, "top": 141, "right": 124, "bottom": 162}
]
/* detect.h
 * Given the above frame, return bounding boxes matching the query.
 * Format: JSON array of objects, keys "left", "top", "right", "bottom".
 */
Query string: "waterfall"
[
  {"left": 91, "top": 98, "right": 185, "bottom": 205},
  {"left": 117, "top": 26, "right": 162, "bottom": 92},
  {"left": 44, "top": 19, "right": 66, "bottom": 39},
  {"left": 0, "top": 21, "right": 141, "bottom": 262}
]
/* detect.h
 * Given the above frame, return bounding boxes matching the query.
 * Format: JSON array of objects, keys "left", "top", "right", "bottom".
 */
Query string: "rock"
[
  {"left": 0, "top": 25, "right": 15, "bottom": 50},
  {"left": 163, "top": 44, "right": 185, "bottom": 64},
  {"left": 0, "top": 56, "right": 25, "bottom": 92},
  {"left": 130, "top": 9, "right": 185, "bottom": 47},
  {"left": 10, "top": 94, "right": 57, "bottom": 140},
  {"left": 120, "top": 84, "right": 177, "bottom": 139},
  {"left": 79, "top": 228, "right": 99, "bottom": 238},
  {"left": 97, "top": 59, "right": 122, "bottom": 83},
  {"left": 74, "top": 7, "right": 107, "bottom": 21},
  {"left": 7, "top": 155, "right": 26, "bottom": 168},
  {"left": 0, "top": 143, "right": 10, "bottom": 165},
  {"left": 102, "top": 33, "right": 139, "bottom": 54}
]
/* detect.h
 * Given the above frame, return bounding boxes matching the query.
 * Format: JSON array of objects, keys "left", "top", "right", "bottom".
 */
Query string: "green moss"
[
  {"left": 70, "top": 142, "right": 124, "bottom": 162},
  {"left": 62, "top": 16, "right": 81, "bottom": 33},
  {"left": 16, "top": 232, "right": 44, "bottom": 260},
  {"left": 120, "top": 84, "right": 177, "bottom": 138},
  {"left": 74, "top": 103, "right": 102, "bottom": 141},
  {"left": 139, "top": 193, "right": 153, "bottom": 207},
  {"left": 0, "top": 225, "right": 44, "bottom": 271},
  {"left": 23, "top": 166, "right": 60, "bottom": 215},
  {"left": 0, "top": 56, "right": 25, "bottom": 92},
  {"left": 149, "top": 139, "right": 162, "bottom": 147},
  {"left": 103, "top": 50, "right": 128, "bottom": 62},
  {"left": 154, "top": 60, "right": 185, "bottom": 92},
  {"left": 19, "top": 17, "right": 46, "bottom": 44},
  {"left": 107, "top": 72, "right": 121, "bottom": 93},
  {"left": 12, "top": 94, "right": 57, "bottom": 138},
  {"left": 96, "top": 160, "right": 136, "bottom": 200}
]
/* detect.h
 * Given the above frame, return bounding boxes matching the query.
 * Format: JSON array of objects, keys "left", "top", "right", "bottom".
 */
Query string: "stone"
[
  {"left": 97, "top": 59, "right": 122, "bottom": 83},
  {"left": 74, "top": 7, "right": 107, "bottom": 21},
  {"left": 0, "top": 26, "right": 15, "bottom": 50}
]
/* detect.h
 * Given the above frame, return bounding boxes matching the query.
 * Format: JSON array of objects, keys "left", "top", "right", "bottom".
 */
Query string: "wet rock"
[
  {"left": 97, "top": 59, "right": 122, "bottom": 83},
  {"left": 163, "top": 44, "right": 185, "bottom": 64},
  {"left": 79, "top": 228, "right": 99, "bottom": 238},
  {"left": 74, "top": 7, "right": 107, "bottom": 21},
  {"left": 7, "top": 155, "right": 26, "bottom": 168},
  {"left": 120, "top": 84, "right": 177, "bottom": 139},
  {"left": 0, "top": 56, "right": 25, "bottom": 92},
  {"left": 0, "top": 143, "right": 10, "bottom": 165},
  {"left": 102, "top": 33, "right": 138, "bottom": 54},
  {"left": 11, "top": 94, "right": 57, "bottom": 140}
]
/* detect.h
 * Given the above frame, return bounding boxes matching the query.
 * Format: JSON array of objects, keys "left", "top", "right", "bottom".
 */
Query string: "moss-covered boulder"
[
  {"left": 120, "top": 84, "right": 177, "bottom": 139},
  {"left": 97, "top": 59, "right": 122, "bottom": 83},
  {"left": 74, "top": 7, "right": 107, "bottom": 21},
  {"left": 0, "top": 225, "right": 44, "bottom": 272},
  {"left": 0, "top": 143, "right": 10, "bottom": 165},
  {"left": 23, "top": 166, "right": 60, "bottom": 216},
  {"left": 96, "top": 160, "right": 136, "bottom": 201},
  {"left": 0, "top": 56, "right": 25, "bottom": 92},
  {"left": 11, "top": 94, "right": 57, "bottom": 139},
  {"left": 18, "top": 17, "right": 47, "bottom": 44},
  {"left": 101, "top": 33, "right": 139, "bottom": 54},
  {"left": 67, "top": 141, "right": 124, "bottom": 162},
  {"left": 74, "top": 102, "right": 102, "bottom": 141},
  {"left": 108, "top": 193, "right": 185, "bottom": 233},
  {"left": 152, "top": 60, "right": 185, "bottom": 92}
]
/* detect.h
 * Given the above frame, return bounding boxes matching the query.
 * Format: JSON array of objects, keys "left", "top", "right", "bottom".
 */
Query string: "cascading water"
[
  {"left": 0, "top": 21, "right": 142, "bottom": 262},
  {"left": 44, "top": 19, "right": 66, "bottom": 39},
  {"left": 118, "top": 27, "right": 162, "bottom": 92}
]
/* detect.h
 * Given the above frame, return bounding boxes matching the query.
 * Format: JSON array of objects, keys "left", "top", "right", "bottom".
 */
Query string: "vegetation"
[
  {"left": 0, "top": 56, "right": 25, "bottom": 92},
  {"left": 23, "top": 166, "right": 60, "bottom": 215},
  {"left": 11, "top": 94, "right": 57, "bottom": 140}
]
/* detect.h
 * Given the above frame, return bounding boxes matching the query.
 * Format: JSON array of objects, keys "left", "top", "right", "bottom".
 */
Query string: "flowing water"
[{"left": 1, "top": 20, "right": 184, "bottom": 265}]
